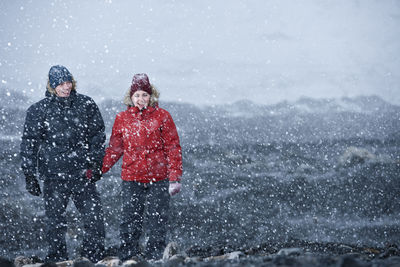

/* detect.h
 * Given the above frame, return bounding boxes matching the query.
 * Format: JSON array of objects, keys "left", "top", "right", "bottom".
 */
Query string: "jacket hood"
[
  {"left": 123, "top": 84, "right": 159, "bottom": 108},
  {"left": 46, "top": 77, "right": 77, "bottom": 96}
]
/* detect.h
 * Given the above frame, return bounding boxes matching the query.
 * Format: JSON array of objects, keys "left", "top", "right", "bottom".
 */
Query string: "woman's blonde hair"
[{"left": 123, "top": 85, "right": 160, "bottom": 107}]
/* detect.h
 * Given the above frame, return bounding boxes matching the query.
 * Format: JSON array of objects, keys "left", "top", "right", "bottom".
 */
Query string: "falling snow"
[
  {"left": 1, "top": 1, "right": 400, "bottom": 266},
  {"left": 0, "top": 88, "right": 399, "bottom": 265}
]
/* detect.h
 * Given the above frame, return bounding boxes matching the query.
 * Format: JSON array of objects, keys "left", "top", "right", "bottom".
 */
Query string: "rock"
[
  {"left": 272, "top": 255, "right": 301, "bottom": 266},
  {"left": 184, "top": 256, "right": 203, "bottom": 264},
  {"left": 337, "top": 255, "right": 367, "bottom": 267},
  {"left": 363, "top": 247, "right": 380, "bottom": 255},
  {"left": 225, "top": 251, "right": 243, "bottom": 260},
  {"left": 121, "top": 259, "right": 138, "bottom": 267},
  {"left": 379, "top": 245, "right": 400, "bottom": 259},
  {"left": 164, "top": 254, "right": 185, "bottom": 266},
  {"left": 277, "top": 248, "right": 304, "bottom": 256},
  {"left": 72, "top": 257, "right": 94, "bottom": 267},
  {"left": 162, "top": 242, "right": 184, "bottom": 261},
  {"left": 123, "top": 260, "right": 151, "bottom": 267},
  {"left": 96, "top": 256, "right": 121, "bottom": 266},
  {"left": 204, "top": 251, "right": 244, "bottom": 262},
  {"left": 384, "top": 256, "right": 400, "bottom": 266},
  {"left": 0, "top": 257, "right": 15, "bottom": 267},
  {"left": 338, "top": 244, "right": 354, "bottom": 253},
  {"left": 14, "top": 256, "right": 44, "bottom": 267},
  {"left": 56, "top": 260, "right": 74, "bottom": 267},
  {"left": 14, "top": 256, "right": 32, "bottom": 267}
]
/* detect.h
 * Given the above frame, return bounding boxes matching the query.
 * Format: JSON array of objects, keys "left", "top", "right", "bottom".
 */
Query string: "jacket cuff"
[
  {"left": 23, "top": 169, "right": 35, "bottom": 179},
  {"left": 101, "top": 165, "right": 110, "bottom": 174},
  {"left": 168, "top": 173, "right": 181, "bottom": 182}
]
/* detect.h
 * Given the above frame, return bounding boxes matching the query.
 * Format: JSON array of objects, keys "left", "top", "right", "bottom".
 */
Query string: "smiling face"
[
  {"left": 55, "top": 81, "right": 72, "bottom": 97},
  {"left": 131, "top": 90, "right": 151, "bottom": 110}
]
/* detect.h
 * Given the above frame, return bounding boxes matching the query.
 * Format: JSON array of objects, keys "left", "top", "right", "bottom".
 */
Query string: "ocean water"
[
  {"left": 168, "top": 140, "right": 400, "bottom": 251},
  {"left": 1, "top": 138, "right": 398, "bottom": 259},
  {"left": 0, "top": 95, "right": 399, "bottom": 260}
]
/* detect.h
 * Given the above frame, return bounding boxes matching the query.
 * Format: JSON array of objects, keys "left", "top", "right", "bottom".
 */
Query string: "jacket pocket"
[{"left": 146, "top": 150, "right": 168, "bottom": 177}]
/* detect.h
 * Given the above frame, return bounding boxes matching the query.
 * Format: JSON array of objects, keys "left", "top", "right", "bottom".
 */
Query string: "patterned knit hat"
[
  {"left": 48, "top": 65, "right": 73, "bottom": 89},
  {"left": 130, "top": 73, "right": 152, "bottom": 96}
]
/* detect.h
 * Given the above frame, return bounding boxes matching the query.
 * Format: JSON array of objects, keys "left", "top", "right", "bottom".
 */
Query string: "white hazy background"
[{"left": 1, "top": 0, "right": 399, "bottom": 106}]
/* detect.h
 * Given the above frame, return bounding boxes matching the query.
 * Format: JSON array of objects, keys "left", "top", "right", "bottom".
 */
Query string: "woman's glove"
[
  {"left": 86, "top": 169, "right": 93, "bottom": 179},
  {"left": 168, "top": 182, "right": 181, "bottom": 196},
  {"left": 25, "top": 175, "right": 41, "bottom": 196}
]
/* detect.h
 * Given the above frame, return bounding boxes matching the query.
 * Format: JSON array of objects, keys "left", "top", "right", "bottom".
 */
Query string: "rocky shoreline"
[{"left": 2, "top": 239, "right": 400, "bottom": 267}]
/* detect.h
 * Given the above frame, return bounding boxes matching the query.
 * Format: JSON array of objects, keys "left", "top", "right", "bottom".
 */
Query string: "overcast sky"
[{"left": 1, "top": 0, "right": 399, "bottom": 105}]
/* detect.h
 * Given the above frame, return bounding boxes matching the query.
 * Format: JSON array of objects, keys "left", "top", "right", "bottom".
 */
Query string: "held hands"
[
  {"left": 86, "top": 168, "right": 102, "bottom": 183},
  {"left": 25, "top": 175, "right": 41, "bottom": 196},
  {"left": 168, "top": 182, "right": 181, "bottom": 196}
]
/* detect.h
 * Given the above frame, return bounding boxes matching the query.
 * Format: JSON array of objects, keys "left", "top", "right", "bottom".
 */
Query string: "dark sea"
[{"left": 1, "top": 91, "right": 399, "bottom": 266}]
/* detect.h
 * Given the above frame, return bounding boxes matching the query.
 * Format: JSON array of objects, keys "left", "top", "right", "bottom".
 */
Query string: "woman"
[{"left": 102, "top": 73, "right": 182, "bottom": 261}]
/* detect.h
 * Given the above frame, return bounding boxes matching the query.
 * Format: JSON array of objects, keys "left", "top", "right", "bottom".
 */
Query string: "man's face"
[{"left": 55, "top": 81, "right": 72, "bottom": 97}]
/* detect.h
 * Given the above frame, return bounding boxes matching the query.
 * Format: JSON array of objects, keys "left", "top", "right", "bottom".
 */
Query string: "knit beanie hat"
[
  {"left": 130, "top": 73, "right": 152, "bottom": 97},
  {"left": 49, "top": 65, "right": 73, "bottom": 89}
]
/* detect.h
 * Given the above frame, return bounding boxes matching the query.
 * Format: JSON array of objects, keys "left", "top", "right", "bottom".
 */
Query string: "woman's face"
[
  {"left": 55, "top": 81, "right": 72, "bottom": 97},
  {"left": 131, "top": 90, "right": 150, "bottom": 110}
]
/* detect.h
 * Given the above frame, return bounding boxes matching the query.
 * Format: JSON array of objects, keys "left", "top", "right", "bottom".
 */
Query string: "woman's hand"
[{"left": 169, "top": 182, "right": 181, "bottom": 196}]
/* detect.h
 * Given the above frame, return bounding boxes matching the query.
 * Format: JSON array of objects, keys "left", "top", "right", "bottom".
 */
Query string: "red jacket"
[{"left": 102, "top": 105, "right": 182, "bottom": 183}]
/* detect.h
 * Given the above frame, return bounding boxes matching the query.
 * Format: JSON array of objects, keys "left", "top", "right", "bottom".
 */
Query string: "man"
[{"left": 20, "top": 65, "right": 106, "bottom": 262}]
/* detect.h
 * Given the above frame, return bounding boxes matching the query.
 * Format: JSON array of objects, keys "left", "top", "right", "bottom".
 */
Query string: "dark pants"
[
  {"left": 43, "top": 178, "right": 105, "bottom": 262},
  {"left": 119, "top": 179, "right": 170, "bottom": 260}
]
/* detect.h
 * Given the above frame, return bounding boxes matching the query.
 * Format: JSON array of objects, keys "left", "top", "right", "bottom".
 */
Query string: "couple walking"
[{"left": 20, "top": 65, "right": 183, "bottom": 262}]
